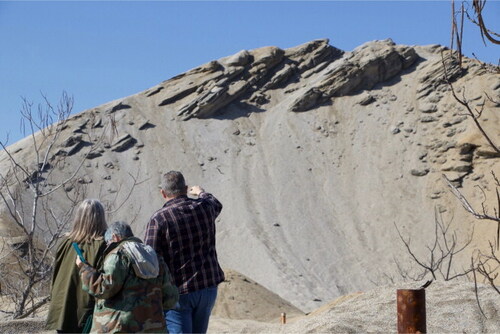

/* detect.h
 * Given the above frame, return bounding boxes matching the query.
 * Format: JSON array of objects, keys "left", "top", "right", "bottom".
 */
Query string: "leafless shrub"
[
  {"left": 469, "top": 0, "right": 500, "bottom": 46},
  {"left": 451, "top": 0, "right": 500, "bottom": 68},
  {"left": 0, "top": 92, "right": 140, "bottom": 319},
  {"left": 395, "top": 208, "right": 474, "bottom": 282},
  {"left": 440, "top": 2, "right": 500, "bottom": 313},
  {"left": 441, "top": 55, "right": 500, "bottom": 155}
]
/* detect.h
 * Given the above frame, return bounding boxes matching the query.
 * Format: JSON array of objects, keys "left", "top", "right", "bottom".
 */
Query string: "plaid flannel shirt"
[{"left": 144, "top": 192, "right": 225, "bottom": 294}]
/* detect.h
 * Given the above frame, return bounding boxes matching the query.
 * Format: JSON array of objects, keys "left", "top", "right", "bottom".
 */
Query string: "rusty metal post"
[
  {"left": 280, "top": 312, "right": 286, "bottom": 324},
  {"left": 397, "top": 289, "right": 426, "bottom": 333}
]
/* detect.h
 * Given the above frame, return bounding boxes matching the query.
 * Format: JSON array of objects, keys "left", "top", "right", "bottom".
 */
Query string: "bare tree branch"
[
  {"left": 15, "top": 295, "right": 50, "bottom": 319},
  {"left": 472, "top": 0, "right": 500, "bottom": 45},
  {"left": 443, "top": 174, "right": 500, "bottom": 223},
  {"left": 471, "top": 257, "right": 487, "bottom": 318},
  {"left": 0, "top": 92, "right": 138, "bottom": 318},
  {"left": 395, "top": 207, "right": 475, "bottom": 283},
  {"left": 441, "top": 54, "right": 500, "bottom": 155}
]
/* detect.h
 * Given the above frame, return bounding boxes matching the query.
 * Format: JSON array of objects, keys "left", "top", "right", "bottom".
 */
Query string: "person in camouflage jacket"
[{"left": 77, "top": 221, "right": 179, "bottom": 333}]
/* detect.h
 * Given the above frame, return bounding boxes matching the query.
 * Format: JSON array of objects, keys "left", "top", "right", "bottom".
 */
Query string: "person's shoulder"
[
  {"left": 151, "top": 197, "right": 191, "bottom": 215},
  {"left": 149, "top": 206, "right": 169, "bottom": 221},
  {"left": 87, "top": 236, "right": 105, "bottom": 244},
  {"left": 53, "top": 237, "right": 77, "bottom": 264},
  {"left": 55, "top": 236, "right": 72, "bottom": 252},
  {"left": 103, "top": 247, "right": 123, "bottom": 265},
  {"left": 89, "top": 238, "right": 107, "bottom": 252}
]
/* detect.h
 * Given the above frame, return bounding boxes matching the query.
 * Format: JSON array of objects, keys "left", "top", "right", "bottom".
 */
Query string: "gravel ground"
[{"left": 1, "top": 280, "right": 498, "bottom": 333}]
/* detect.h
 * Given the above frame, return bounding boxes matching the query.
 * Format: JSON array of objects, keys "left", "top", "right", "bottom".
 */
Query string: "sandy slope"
[{"left": 1, "top": 39, "right": 499, "bottom": 314}]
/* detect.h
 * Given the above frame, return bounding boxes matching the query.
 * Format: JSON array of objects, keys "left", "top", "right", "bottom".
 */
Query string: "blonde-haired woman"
[{"left": 46, "top": 199, "right": 108, "bottom": 333}]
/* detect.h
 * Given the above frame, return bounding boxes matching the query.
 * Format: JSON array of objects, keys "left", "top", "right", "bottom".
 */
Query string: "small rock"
[
  {"left": 426, "top": 94, "right": 442, "bottom": 103},
  {"left": 86, "top": 151, "right": 103, "bottom": 159},
  {"left": 92, "top": 118, "right": 103, "bottom": 128},
  {"left": 450, "top": 116, "right": 467, "bottom": 125},
  {"left": 111, "top": 134, "right": 137, "bottom": 152},
  {"left": 77, "top": 176, "right": 93, "bottom": 184},
  {"left": 420, "top": 116, "right": 437, "bottom": 123},
  {"left": 440, "top": 142, "right": 456, "bottom": 153},
  {"left": 442, "top": 164, "right": 472, "bottom": 173},
  {"left": 446, "top": 128, "right": 456, "bottom": 137},
  {"left": 459, "top": 143, "right": 477, "bottom": 155},
  {"left": 109, "top": 102, "right": 131, "bottom": 113},
  {"left": 471, "top": 174, "right": 484, "bottom": 181},
  {"left": 459, "top": 154, "right": 473, "bottom": 162},
  {"left": 430, "top": 192, "right": 441, "bottom": 199},
  {"left": 139, "top": 122, "right": 156, "bottom": 130},
  {"left": 419, "top": 103, "right": 438, "bottom": 113},
  {"left": 410, "top": 168, "right": 429, "bottom": 177},
  {"left": 62, "top": 135, "right": 83, "bottom": 148},
  {"left": 358, "top": 94, "right": 376, "bottom": 106},
  {"left": 442, "top": 122, "right": 452, "bottom": 128},
  {"left": 418, "top": 153, "right": 427, "bottom": 160},
  {"left": 284, "top": 87, "right": 298, "bottom": 94}
]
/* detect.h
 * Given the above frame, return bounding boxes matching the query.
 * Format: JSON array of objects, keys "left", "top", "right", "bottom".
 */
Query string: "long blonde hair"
[{"left": 67, "top": 199, "right": 107, "bottom": 243}]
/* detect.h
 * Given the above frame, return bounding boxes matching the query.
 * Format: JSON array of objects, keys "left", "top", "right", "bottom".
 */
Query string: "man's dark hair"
[{"left": 161, "top": 171, "right": 187, "bottom": 196}]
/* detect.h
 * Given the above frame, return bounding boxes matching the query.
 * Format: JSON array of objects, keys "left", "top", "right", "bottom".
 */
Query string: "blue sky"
[{"left": 1, "top": 1, "right": 499, "bottom": 144}]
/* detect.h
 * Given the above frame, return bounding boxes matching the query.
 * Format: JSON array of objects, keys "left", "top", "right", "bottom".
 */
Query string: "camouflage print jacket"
[{"left": 79, "top": 237, "right": 179, "bottom": 333}]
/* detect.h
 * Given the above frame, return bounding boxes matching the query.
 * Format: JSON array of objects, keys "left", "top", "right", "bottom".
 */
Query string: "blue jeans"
[{"left": 165, "top": 286, "right": 218, "bottom": 334}]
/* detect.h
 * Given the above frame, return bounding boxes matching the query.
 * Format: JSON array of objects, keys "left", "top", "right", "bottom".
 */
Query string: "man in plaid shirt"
[{"left": 144, "top": 171, "right": 224, "bottom": 334}]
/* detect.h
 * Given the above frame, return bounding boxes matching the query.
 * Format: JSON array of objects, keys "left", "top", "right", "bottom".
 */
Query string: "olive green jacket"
[{"left": 46, "top": 237, "right": 106, "bottom": 333}]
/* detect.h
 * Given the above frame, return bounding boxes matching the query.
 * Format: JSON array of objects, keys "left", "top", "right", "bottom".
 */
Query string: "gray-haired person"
[
  {"left": 77, "top": 221, "right": 178, "bottom": 333},
  {"left": 145, "top": 171, "right": 224, "bottom": 334}
]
